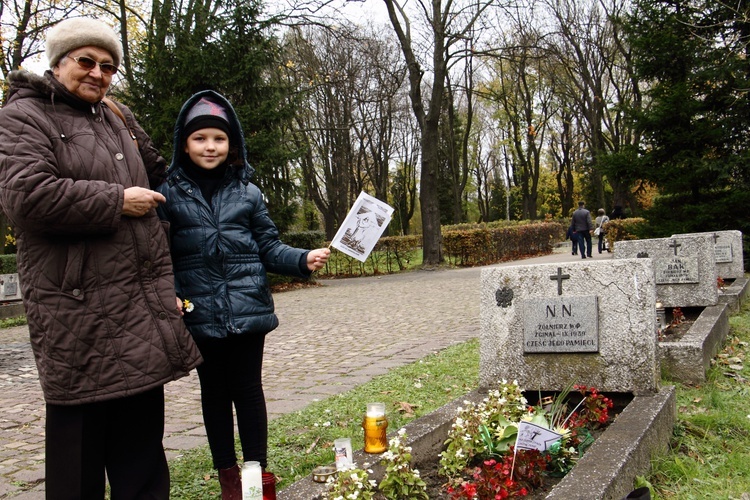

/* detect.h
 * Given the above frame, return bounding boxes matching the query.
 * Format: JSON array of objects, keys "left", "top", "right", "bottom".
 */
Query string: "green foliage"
[
  {"left": 0, "top": 315, "right": 26, "bottom": 329},
  {"left": 637, "top": 190, "right": 750, "bottom": 269},
  {"left": 625, "top": 0, "right": 750, "bottom": 197},
  {"left": 264, "top": 339, "right": 479, "bottom": 490},
  {"left": 124, "top": 0, "right": 301, "bottom": 231},
  {"left": 603, "top": 218, "right": 648, "bottom": 248},
  {"left": 378, "top": 429, "right": 429, "bottom": 500},
  {"left": 0, "top": 254, "right": 16, "bottom": 273},
  {"left": 281, "top": 230, "right": 326, "bottom": 250},
  {"left": 320, "top": 235, "right": 422, "bottom": 277},
  {"left": 325, "top": 467, "right": 376, "bottom": 499},
  {"left": 647, "top": 304, "right": 750, "bottom": 498}
]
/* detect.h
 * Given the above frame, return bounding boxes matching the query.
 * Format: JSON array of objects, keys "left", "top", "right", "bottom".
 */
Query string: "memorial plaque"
[
  {"left": 0, "top": 274, "right": 22, "bottom": 301},
  {"left": 714, "top": 244, "right": 733, "bottom": 264},
  {"left": 3, "top": 280, "right": 17, "bottom": 297},
  {"left": 654, "top": 256, "right": 699, "bottom": 284},
  {"left": 522, "top": 296, "right": 599, "bottom": 353}
]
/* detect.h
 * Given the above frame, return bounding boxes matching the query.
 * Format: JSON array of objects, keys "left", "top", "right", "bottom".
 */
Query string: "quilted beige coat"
[{"left": 0, "top": 70, "right": 202, "bottom": 405}]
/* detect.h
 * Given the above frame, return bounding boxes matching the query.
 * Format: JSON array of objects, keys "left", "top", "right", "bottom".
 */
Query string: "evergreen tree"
[
  {"left": 626, "top": 0, "right": 750, "bottom": 199},
  {"left": 123, "top": 0, "right": 300, "bottom": 231}
]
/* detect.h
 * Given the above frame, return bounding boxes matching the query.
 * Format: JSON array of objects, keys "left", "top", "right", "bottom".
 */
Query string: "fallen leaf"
[{"left": 395, "top": 401, "right": 418, "bottom": 416}]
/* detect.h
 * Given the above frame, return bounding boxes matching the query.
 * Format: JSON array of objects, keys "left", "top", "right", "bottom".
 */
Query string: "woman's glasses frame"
[{"left": 67, "top": 55, "right": 118, "bottom": 76}]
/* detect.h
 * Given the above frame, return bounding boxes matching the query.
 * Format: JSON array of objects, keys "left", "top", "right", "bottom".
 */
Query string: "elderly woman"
[{"left": 0, "top": 17, "right": 202, "bottom": 499}]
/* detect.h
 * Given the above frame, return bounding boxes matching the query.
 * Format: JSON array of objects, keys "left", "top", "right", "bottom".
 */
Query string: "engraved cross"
[
  {"left": 668, "top": 239, "right": 681, "bottom": 256},
  {"left": 549, "top": 267, "right": 570, "bottom": 296}
]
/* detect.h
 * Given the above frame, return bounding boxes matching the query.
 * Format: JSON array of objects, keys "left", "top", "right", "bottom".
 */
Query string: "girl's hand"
[
  {"left": 307, "top": 248, "right": 331, "bottom": 271},
  {"left": 176, "top": 297, "right": 184, "bottom": 316}
]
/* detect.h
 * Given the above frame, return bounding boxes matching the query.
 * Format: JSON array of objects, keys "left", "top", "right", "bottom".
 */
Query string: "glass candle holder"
[
  {"left": 262, "top": 471, "right": 277, "bottom": 500},
  {"left": 362, "top": 402, "right": 388, "bottom": 453},
  {"left": 241, "top": 461, "right": 263, "bottom": 500}
]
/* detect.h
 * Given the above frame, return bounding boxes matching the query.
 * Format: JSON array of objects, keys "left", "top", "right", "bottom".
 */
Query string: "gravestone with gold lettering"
[
  {"left": 480, "top": 259, "right": 658, "bottom": 394},
  {"left": 613, "top": 236, "right": 717, "bottom": 307}
]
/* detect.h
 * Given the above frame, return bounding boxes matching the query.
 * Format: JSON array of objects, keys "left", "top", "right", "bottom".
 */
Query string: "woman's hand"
[
  {"left": 123, "top": 187, "right": 166, "bottom": 217},
  {"left": 307, "top": 248, "right": 331, "bottom": 272}
]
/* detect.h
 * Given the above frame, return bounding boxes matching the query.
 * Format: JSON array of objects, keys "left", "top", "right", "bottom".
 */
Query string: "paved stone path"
[{"left": 0, "top": 246, "right": 608, "bottom": 498}]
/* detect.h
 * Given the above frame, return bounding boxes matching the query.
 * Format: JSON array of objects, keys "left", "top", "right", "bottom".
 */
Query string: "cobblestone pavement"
[{"left": 0, "top": 246, "right": 606, "bottom": 498}]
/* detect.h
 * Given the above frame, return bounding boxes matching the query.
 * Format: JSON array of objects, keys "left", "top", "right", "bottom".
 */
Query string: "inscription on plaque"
[
  {"left": 522, "top": 296, "right": 599, "bottom": 353},
  {"left": 3, "top": 281, "right": 17, "bottom": 297},
  {"left": 654, "top": 256, "right": 699, "bottom": 284},
  {"left": 714, "top": 244, "right": 733, "bottom": 264},
  {"left": 0, "top": 274, "right": 21, "bottom": 301}
]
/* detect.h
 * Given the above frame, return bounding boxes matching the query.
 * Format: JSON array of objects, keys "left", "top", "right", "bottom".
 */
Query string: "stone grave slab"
[
  {"left": 0, "top": 274, "right": 22, "bottom": 302},
  {"left": 613, "top": 236, "right": 718, "bottom": 308},
  {"left": 672, "top": 230, "right": 744, "bottom": 280},
  {"left": 480, "top": 259, "right": 659, "bottom": 394}
]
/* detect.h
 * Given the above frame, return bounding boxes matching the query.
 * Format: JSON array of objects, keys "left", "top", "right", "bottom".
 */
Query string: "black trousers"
[
  {"left": 196, "top": 333, "right": 267, "bottom": 470},
  {"left": 45, "top": 386, "right": 169, "bottom": 500}
]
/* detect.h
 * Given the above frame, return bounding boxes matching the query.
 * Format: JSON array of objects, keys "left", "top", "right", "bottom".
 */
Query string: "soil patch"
[{"left": 658, "top": 306, "right": 702, "bottom": 343}]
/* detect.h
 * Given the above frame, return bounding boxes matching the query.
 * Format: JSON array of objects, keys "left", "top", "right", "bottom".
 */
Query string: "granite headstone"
[
  {"left": 480, "top": 259, "right": 659, "bottom": 394},
  {"left": 613, "top": 236, "right": 718, "bottom": 308},
  {"left": 672, "top": 230, "right": 744, "bottom": 280}
]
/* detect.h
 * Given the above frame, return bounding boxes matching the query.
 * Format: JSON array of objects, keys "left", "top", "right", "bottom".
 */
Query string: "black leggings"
[
  {"left": 45, "top": 386, "right": 169, "bottom": 500},
  {"left": 196, "top": 334, "right": 267, "bottom": 470}
]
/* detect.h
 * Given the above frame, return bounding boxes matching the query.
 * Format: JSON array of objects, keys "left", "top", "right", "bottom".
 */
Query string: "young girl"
[{"left": 157, "top": 91, "right": 330, "bottom": 498}]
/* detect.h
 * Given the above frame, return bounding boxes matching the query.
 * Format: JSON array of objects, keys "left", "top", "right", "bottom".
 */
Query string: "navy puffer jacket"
[{"left": 157, "top": 91, "right": 310, "bottom": 341}]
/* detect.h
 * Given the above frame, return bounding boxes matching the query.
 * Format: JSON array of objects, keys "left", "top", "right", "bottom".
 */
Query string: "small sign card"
[{"left": 330, "top": 192, "right": 394, "bottom": 262}]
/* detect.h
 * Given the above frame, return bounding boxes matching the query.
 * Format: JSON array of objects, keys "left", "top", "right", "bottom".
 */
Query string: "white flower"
[
  {"left": 322, "top": 421, "right": 331, "bottom": 427},
  {"left": 414, "top": 382, "right": 422, "bottom": 388}
]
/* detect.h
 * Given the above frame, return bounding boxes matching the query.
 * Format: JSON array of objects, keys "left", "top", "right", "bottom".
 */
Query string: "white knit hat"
[{"left": 45, "top": 18, "right": 123, "bottom": 68}]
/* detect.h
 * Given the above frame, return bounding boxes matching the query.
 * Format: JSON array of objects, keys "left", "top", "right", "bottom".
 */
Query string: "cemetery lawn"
[
  {"left": 646, "top": 301, "right": 750, "bottom": 499},
  {"left": 167, "top": 338, "right": 480, "bottom": 499},
  {"left": 166, "top": 300, "right": 750, "bottom": 499}
]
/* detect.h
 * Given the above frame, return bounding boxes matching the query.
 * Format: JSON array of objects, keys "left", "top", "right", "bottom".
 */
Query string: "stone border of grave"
[
  {"left": 718, "top": 277, "right": 750, "bottom": 314},
  {"left": 277, "top": 386, "right": 676, "bottom": 500},
  {"left": 658, "top": 278, "right": 749, "bottom": 384}
]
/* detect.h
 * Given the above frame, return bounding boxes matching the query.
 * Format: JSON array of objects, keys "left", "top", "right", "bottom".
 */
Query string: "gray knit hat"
[
  {"left": 183, "top": 98, "right": 231, "bottom": 139},
  {"left": 46, "top": 18, "right": 123, "bottom": 68}
]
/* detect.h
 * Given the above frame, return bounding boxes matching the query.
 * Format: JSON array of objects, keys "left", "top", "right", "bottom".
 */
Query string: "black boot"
[
  {"left": 621, "top": 487, "right": 651, "bottom": 500},
  {"left": 218, "top": 464, "right": 242, "bottom": 500}
]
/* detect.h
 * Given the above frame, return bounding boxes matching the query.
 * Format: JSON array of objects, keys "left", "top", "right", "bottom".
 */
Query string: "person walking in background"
[
  {"left": 595, "top": 208, "right": 610, "bottom": 254},
  {"left": 156, "top": 90, "right": 330, "bottom": 499},
  {"left": 571, "top": 201, "right": 594, "bottom": 259},
  {"left": 566, "top": 222, "right": 579, "bottom": 255},
  {"left": 611, "top": 205, "right": 625, "bottom": 220},
  {"left": 0, "top": 17, "right": 202, "bottom": 499}
]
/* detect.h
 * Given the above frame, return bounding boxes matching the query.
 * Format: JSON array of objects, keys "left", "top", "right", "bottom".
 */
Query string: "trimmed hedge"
[
  {"left": 319, "top": 235, "right": 422, "bottom": 277},
  {"left": 443, "top": 221, "right": 565, "bottom": 266},
  {"left": 603, "top": 218, "right": 647, "bottom": 250},
  {"left": 0, "top": 254, "right": 16, "bottom": 274}
]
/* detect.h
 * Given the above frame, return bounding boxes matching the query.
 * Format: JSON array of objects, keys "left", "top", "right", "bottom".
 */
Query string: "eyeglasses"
[{"left": 67, "top": 55, "right": 118, "bottom": 76}]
